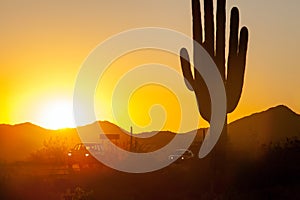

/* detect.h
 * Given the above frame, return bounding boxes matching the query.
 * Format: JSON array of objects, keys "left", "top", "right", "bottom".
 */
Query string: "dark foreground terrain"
[
  {"left": 0, "top": 106, "right": 299, "bottom": 199},
  {"left": 1, "top": 138, "right": 300, "bottom": 200}
]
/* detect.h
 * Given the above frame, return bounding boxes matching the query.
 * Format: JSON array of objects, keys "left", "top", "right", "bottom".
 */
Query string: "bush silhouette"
[{"left": 29, "top": 137, "right": 69, "bottom": 165}]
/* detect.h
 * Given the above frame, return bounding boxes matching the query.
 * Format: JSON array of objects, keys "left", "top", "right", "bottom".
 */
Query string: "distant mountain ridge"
[
  {"left": 228, "top": 105, "right": 300, "bottom": 154},
  {"left": 0, "top": 105, "right": 299, "bottom": 162}
]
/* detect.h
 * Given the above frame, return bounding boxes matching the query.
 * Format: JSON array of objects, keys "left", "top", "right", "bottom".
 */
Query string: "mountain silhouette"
[
  {"left": 0, "top": 123, "right": 75, "bottom": 162},
  {"left": 228, "top": 105, "right": 300, "bottom": 155},
  {"left": 0, "top": 105, "right": 299, "bottom": 162},
  {"left": 0, "top": 123, "right": 52, "bottom": 162},
  {"left": 0, "top": 121, "right": 125, "bottom": 162}
]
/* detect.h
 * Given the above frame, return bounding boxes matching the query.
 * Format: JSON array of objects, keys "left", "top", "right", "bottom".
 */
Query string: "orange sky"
[{"left": 0, "top": 0, "right": 299, "bottom": 132}]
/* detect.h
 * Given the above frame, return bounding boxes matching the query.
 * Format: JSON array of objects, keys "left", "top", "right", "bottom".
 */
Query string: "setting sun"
[{"left": 38, "top": 100, "right": 75, "bottom": 130}]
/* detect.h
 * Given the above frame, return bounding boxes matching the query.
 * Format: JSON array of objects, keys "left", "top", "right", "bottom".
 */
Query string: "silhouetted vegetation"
[
  {"left": 61, "top": 186, "right": 94, "bottom": 200},
  {"left": 180, "top": 0, "right": 249, "bottom": 118},
  {"left": 0, "top": 135, "right": 299, "bottom": 199},
  {"left": 227, "top": 137, "right": 300, "bottom": 199},
  {"left": 180, "top": 0, "right": 249, "bottom": 142},
  {"left": 28, "top": 137, "right": 70, "bottom": 165},
  {"left": 180, "top": 0, "right": 249, "bottom": 194}
]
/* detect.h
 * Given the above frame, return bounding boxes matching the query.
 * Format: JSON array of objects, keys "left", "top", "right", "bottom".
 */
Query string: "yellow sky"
[{"left": 1, "top": 0, "right": 300, "bottom": 132}]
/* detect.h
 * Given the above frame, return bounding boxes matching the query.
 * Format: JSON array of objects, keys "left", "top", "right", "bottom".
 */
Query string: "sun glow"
[{"left": 39, "top": 100, "right": 76, "bottom": 130}]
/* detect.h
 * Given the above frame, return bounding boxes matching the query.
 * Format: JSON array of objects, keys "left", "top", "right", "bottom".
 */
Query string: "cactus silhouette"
[{"left": 180, "top": 0, "right": 249, "bottom": 146}]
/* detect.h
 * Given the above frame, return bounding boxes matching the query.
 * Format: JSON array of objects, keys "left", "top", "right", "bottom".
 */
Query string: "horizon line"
[{"left": 0, "top": 104, "right": 296, "bottom": 132}]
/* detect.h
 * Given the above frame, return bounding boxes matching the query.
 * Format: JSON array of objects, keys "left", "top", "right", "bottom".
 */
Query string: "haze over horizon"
[
  {"left": 1, "top": 0, "right": 299, "bottom": 132},
  {"left": 1, "top": 104, "right": 298, "bottom": 133}
]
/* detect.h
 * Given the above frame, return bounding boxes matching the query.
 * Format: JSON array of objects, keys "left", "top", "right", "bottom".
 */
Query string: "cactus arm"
[
  {"left": 226, "top": 8, "right": 249, "bottom": 113},
  {"left": 203, "top": 0, "right": 214, "bottom": 58},
  {"left": 216, "top": 0, "right": 226, "bottom": 79},
  {"left": 192, "top": 0, "right": 203, "bottom": 45},
  {"left": 194, "top": 73, "right": 211, "bottom": 122},
  {"left": 228, "top": 7, "right": 239, "bottom": 59},
  {"left": 192, "top": 0, "right": 213, "bottom": 121},
  {"left": 238, "top": 27, "right": 249, "bottom": 65},
  {"left": 192, "top": 0, "right": 203, "bottom": 81},
  {"left": 226, "top": 7, "right": 239, "bottom": 112},
  {"left": 180, "top": 48, "right": 194, "bottom": 91},
  {"left": 230, "top": 26, "right": 248, "bottom": 110}
]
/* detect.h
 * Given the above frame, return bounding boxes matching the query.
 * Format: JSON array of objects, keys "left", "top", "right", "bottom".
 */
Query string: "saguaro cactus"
[{"left": 180, "top": 0, "right": 249, "bottom": 146}]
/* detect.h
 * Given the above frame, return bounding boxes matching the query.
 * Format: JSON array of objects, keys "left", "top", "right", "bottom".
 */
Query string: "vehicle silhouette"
[
  {"left": 168, "top": 149, "right": 194, "bottom": 163},
  {"left": 67, "top": 143, "right": 103, "bottom": 169}
]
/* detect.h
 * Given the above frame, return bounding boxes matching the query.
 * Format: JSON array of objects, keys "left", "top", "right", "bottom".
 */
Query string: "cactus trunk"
[
  {"left": 180, "top": 0, "right": 248, "bottom": 150},
  {"left": 180, "top": 0, "right": 249, "bottom": 193}
]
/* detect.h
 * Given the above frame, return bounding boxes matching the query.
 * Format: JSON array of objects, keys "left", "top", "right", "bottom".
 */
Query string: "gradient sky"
[{"left": 0, "top": 0, "right": 299, "bottom": 132}]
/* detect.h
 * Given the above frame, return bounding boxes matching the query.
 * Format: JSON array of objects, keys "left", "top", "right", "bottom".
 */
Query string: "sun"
[{"left": 39, "top": 100, "right": 76, "bottom": 130}]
